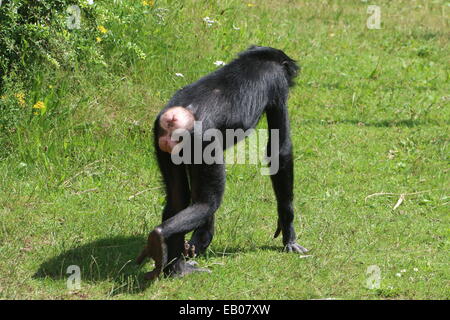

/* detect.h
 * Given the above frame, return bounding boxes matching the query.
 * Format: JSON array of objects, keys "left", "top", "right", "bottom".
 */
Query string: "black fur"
[
  {"left": 159, "top": 45, "right": 299, "bottom": 133},
  {"left": 141, "top": 46, "right": 307, "bottom": 278}
]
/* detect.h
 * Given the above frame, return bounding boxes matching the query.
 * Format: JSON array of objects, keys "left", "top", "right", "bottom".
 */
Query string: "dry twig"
[
  {"left": 128, "top": 187, "right": 161, "bottom": 200},
  {"left": 364, "top": 190, "right": 430, "bottom": 210}
]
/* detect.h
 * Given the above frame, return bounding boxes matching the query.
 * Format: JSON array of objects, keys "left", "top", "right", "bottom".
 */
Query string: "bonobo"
[{"left": 137, "top": 46, "right": 308, "bottom": 280}]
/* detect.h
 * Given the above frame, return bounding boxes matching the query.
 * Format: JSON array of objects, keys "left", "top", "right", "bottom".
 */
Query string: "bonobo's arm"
[{"left": 266, "top": 104, "right": 308, "bottom": 254}]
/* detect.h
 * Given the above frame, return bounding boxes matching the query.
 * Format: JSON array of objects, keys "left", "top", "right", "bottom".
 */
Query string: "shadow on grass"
[
  {"left": 33, "top": 235, "right": 156, "bottom": 295},
  {"left": 34, "top": 237, "right": 286, "bottom": 295}
]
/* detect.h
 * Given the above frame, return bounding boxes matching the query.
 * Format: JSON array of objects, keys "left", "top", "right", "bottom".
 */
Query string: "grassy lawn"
[{"left": 0, "top": 0, "right": 448, "bottom": 299}]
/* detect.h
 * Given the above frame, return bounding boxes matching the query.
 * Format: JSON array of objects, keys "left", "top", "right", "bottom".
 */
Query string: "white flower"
[
  {"left": 87, "top": 0, "right": 94, "bottom": 5},
  {"left": 203, "top": 17, "right": 216, "bottom": 27},
  {"left": 413, "top": 268, "right": 418, "bottom": 272},
  {"left": 395, "top": 273, "right": 402, "bottom": 277},
  {"left": 175, "top": 73, "right": 184, "bottom": 77},
  {"left": 155, "top": 8, "right": 169, "bottom": 24},
  {"left": 400, "top": 269, "right": 407, "bottom": 273},
  {"left": 214, "top": 61, "right": 225, "bottom": 66}
]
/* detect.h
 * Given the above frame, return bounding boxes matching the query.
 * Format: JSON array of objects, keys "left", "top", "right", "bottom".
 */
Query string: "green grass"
[{"left": 0, "top": 0, "right": 449, "bottom": 299}]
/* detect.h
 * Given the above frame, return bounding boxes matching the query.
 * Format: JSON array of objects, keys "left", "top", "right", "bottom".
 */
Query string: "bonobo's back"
[{"left": 165, "top": 46, "right": 299, "bottom": 130}]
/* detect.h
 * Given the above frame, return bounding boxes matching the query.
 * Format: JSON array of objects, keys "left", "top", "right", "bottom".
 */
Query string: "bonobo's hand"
[
  {"left": 274, "top": 223, "right": 309, "bottom": 254},
  {"left": 284, "top": 242, "right": 308, "bottom": 254}
]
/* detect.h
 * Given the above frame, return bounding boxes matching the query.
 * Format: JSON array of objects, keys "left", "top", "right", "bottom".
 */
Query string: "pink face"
[{"left": 158, "top": 106, "right": 194, "bottom": 153}]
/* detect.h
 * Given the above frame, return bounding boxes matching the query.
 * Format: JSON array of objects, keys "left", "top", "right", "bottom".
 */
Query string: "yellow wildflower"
[
  {"left": 96, "top": 37, "right": 102, "bottom": 42},
  {"left": 98, "top": 25, "right": 108, "bottom": 34},
  {"left": 247, "top": 3, "right": 256, "bottom": 7},
  {"left": 33, "top": 101, "right": 46, "bottom": 110},
  {"left": 15, "top": 92, "right": 26, "bottom": 106},
  {"left": 142, "top": 0, "right": 154, "bottom": 6}
]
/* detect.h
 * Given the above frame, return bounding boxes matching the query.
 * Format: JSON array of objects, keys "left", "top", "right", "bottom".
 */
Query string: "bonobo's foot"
[
  {"left": 183, "top": 240, "right": 197, "bottom": 258},
  {"left": 284, "top": 242, "right": 309, "bottom": 254},
  {"left": 136, "top": 228, "right": 168, "bottom": 281},
  {"left": 164, "top": 259, "right": 211, "bottom": 278},
  {"left": 183, "top": 236, "right": 212, "bottom": 258}
]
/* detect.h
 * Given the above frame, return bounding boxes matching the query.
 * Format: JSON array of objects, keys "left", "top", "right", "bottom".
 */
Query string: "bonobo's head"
[{"left": 240, "top": 45, "right": 300, "bottom": 87}]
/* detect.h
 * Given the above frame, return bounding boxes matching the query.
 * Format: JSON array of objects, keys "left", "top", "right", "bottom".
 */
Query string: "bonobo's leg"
[
  {"left": 140, "top": 162, "right": 225, "bottom": 279},
  {"left": 162, "top": 163, "right": 224, "bottom": 276},
  {"left": 136, "top": 142, "right": 191, "bottom": 280},
  {"left": 185, "top": 215, "right": 215, "bottom": 258},
  {"left": 266, "top": 104, "right": 308, "bottom": 254},
  {"left": 183, "top": 164, "right": 216, "bottom": 258}
]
